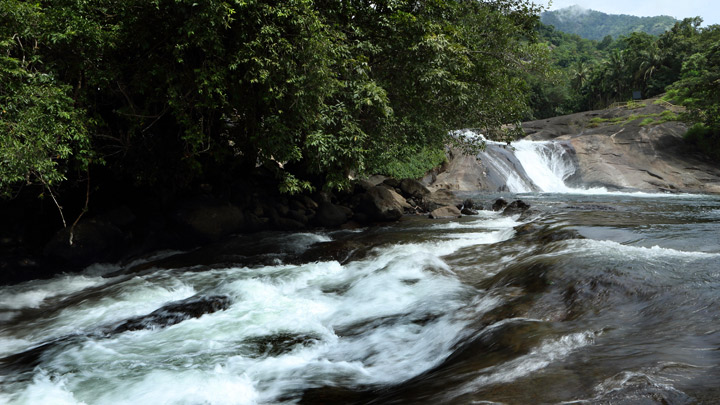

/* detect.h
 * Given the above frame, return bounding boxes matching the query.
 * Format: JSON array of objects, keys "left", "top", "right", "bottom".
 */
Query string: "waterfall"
[{"left": 459, "top": 130, "right": 605, "bottom": 193}]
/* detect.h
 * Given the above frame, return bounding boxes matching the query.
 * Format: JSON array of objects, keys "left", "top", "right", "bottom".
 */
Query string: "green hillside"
[{"left": 541, "top": 5, "right": 677, "bottom": 40}]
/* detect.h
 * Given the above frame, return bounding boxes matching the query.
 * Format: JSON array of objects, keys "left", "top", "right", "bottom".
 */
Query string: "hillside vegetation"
[{"left": 541, "top": 6, "right": 676, "bottom": 40}]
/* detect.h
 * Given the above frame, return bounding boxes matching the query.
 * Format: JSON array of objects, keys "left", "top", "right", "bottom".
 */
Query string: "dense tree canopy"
[{"left": 0, "top": 0, "right": 545, "bottom": 206}]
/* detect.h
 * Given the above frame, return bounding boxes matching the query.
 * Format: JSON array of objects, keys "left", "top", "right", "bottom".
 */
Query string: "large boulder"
[
  {"left": 386, "top": 188, "right": 413, "bottom": 211},
  {"left": 173, "top": 197, "right": 245, "bottom": 240},
  {"left": 422, "top": 189, "right": 461, "bottom": 212},
  {"left": 400, "top": 178, "right": 431, "bottom": 199},
  {"left": 360, "top": 186, "right": 404, "bottom": 221},
  {"left": 429, "top": 206, "right": 462, "bottom": 219},
  {"left": 314, "top": 202, "right": 349, "bottom": 227}
]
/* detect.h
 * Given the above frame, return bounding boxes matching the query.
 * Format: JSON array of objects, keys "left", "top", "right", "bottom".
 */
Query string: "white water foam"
[
  {"left": 448, "top": 328, "right": 596, "bottom": 399},
  {"left": 0, "top": 275, "right": 107, "bottom": 311},
  {"left": 566, "top": 239, "right": 720, "bottom": 260},
  {"left": 0, "top": 220, "right": 520, "bottom": 404}
]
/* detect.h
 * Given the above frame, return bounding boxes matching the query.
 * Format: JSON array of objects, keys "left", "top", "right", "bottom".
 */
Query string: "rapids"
[{"left": 2, "top": 140, "right": 720, "bottom": 404}]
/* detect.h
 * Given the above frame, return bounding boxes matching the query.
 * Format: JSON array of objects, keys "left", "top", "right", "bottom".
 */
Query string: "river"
[{"left": 1, "top": 143, "right": 720, "bottom": 404}]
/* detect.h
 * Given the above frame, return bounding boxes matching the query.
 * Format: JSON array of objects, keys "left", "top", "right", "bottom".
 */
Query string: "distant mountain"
[{"left": 541, "top": 5, "right": 677, "bottom": 40}]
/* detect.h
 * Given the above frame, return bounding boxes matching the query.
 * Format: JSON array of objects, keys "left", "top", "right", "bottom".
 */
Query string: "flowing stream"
[{"left": 2, "top": 142, "right": 720, "bottom": 404}]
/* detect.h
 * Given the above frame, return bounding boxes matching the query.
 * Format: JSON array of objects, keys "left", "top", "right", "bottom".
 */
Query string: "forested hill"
[{"left": 541, "top": 6, "right": 676, "bottom": 40}]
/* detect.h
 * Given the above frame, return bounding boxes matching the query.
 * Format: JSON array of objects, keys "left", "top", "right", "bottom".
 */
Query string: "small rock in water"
[
  {"left": 502, "top": 200, "right": 530, "bottom": 216},
  {"left": 113, "top": 295, "right": 232, "bottom": 333},
  {"left": 429, "top": 206, "right": 462, "bottom": 219},
  {"left": 492, "top": 198, "right": 508, "bottom": 211},
  {"left": 461, "top": 207, "right": 479, "bottom": 215}
]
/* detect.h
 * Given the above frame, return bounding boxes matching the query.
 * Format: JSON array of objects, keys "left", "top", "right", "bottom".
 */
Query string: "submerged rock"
[{"left": 113, "top": 295, "right": 231, "bottom": 333}]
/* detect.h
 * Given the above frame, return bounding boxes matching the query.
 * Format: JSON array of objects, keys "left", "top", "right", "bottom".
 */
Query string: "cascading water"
[{"left": 460, "top": 130, "right": 606, "bottom": 194}]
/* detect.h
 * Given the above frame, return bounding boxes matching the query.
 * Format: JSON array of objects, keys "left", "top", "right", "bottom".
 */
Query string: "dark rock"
[
  {"left": 243, "top": 333, "right": 319, "bottom": 357},
  {"left": 360, "top": 186, "right": 404, "bottom": 221},
  {"left": 274, "top": 202, "right": 290, "bottom": 217},
  {"left": 513, "top": 223, "right": 583, "bottom": 244},
  {"left": 462, "top": 198, "right": 476, "bottom": 210},
  {"left": 289, "top": 199, "right": 307, "bottom": 212},
  {"left": 274, "top": 217, "right": 306, "bottom": 230},
  {"left": 461, "top": 207, "right": 479, "bottom": 215},
  {"left": 502, "top": 200, "right": 530, "bottom": 216},
  {"left": 245, "top": 213, "right": 269, "bottom": 231},
  {"left": 288, "top": 209, "right": 309, "bottom": 225},
  {"left": 383, "top": 178, "right": 401, "bottom": 188},
  {"left": 96, "top": 206, "right": 136, "bottom": 229},
  {"left": 355, "top": 179, "right": 375, "bottom": 193},
  {"left": 43, "top": 220, "right": 128, "bottom": 267},
  {"left": 429, "top": 206, "right": 462, "bottom": 219},
  {"left": 300, "top": 195, "right": 319, "bottom": 210},
  {"left": 492, "top": 198, "right": 508, "bottom": 211},
  {"left": 315, "top": 202, "right": 349, "bottom": 227},
  {"left": 399, "top": 179, "right": 430, "bottom": 199},
  {"left": 173, "top": 196, "right": 245, "bottom": 240},
  {"left": 113, "top": 295, "right": 231, "bottom": 333}
]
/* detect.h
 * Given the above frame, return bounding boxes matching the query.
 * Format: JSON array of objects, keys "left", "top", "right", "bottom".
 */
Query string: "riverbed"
[{"left": 1, "top": 191, "right": 719, "bottom": 404}]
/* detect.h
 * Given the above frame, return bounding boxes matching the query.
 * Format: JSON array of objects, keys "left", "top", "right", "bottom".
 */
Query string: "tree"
[{"left": 0, "top": 0, "right": 546, "bottom": 202}]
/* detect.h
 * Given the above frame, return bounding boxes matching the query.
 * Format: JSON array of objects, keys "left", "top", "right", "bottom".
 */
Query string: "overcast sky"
[{"left": 542, "top": 0, "right": 720, "bottom": 26}]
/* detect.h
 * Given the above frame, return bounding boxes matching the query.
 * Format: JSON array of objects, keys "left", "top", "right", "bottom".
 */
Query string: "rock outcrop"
[
  {"left": 427, "top": 98, "right": 720, "bottom": 194},
  {"left": 522, "top": 100, "right": 720, "bottom": 194}
]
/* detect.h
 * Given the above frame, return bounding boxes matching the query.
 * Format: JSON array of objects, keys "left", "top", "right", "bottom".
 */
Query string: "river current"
[{"left": 2, "top": 143, "right": 720, "bottom": 404}]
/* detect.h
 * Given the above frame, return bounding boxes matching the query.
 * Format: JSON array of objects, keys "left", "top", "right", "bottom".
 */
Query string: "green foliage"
[
  {"left": 541, "top": 6, "right": 676, "bottom": 40},
  {"left": 683, "top": 124, "right": 720, "bottom": 160},
  {"left": 0, "top": 0, "right": 545, "bottom": 203},
  {"left": 373, "top": 146, "right": 447, "bottom": 180},
  {"left": 0, "top": 1, "right": 93, "bottom": 198}
]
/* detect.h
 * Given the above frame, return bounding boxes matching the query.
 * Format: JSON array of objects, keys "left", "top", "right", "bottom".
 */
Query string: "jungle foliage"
[{"left": 0, "top": 0, "right": 545, "bottom": 206}]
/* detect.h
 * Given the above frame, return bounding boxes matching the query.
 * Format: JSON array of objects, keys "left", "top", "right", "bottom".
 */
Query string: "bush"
[{"left": 684, "top": 123, "right": 720, "bottom": 160}]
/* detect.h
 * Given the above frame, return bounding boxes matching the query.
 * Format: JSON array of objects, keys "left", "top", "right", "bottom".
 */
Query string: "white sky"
[{"left": 542, "top": 0, "right": 720, "bottom": 26}]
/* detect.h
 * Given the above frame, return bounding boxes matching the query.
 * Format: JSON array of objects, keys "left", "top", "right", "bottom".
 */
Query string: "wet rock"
[
  {"left": 243, "top": 333, "right": 319, "bottom": 357},
  {"left": 462, "top": 198, "right": 477, "bottom": 210},
  {"left": 359, "top": 186, "right": 404, "bottom": 222},
  {"left": 429, "top": 206, "right": 462, "bottom": 219},
  {"left": 314, "top": 202, "right": 349, "bottom": 227},
  {"left": 113, "top": 295, "right": 232, "bottom": 333},
  {"left": 461, "top": 207, "right": 479, "bottom": 215},
  {"left": 491, "top": 198, "right": 508, "bottom": 211},
  {"left": 512, "top": 223, "right": 583, "bottom": 244},
  {"left": 502, "top": 199, "right": 530, "bottom": 216},
  {"left": 296, "top": 239, "right": 369, "bottom": 264},
  {"left": 400, "top": 178, "right": 431, "bottom": 199}
]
